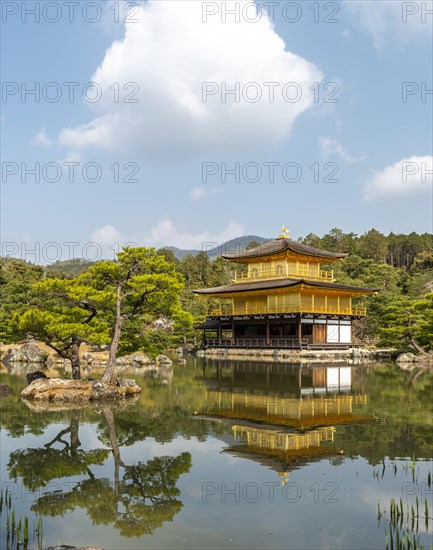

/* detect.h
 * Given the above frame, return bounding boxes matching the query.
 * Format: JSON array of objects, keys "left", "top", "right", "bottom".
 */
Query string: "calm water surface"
[{"left": 0, "top": 358, "right": 432, "bottom": 549}]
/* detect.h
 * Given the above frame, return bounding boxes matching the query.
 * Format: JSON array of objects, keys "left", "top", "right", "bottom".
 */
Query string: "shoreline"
[{"left": 199, "top": 347, "right": 394, "bottom": 363}]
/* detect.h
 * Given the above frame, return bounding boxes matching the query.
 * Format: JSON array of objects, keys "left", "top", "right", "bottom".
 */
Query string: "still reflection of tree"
[
  {"left": 8, "top": 410, "right": 109, "bottom": 491},
  {"left": 8, "top": 407, "right": 192, "bottom": 537}
]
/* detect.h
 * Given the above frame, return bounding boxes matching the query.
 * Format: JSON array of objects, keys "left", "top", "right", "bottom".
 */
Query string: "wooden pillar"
[
  {"left": 297, "top": 319, "right": 302, "bottom": 347},
  {"left": 266, "top": 317, "right": 270, "bottom": 344},
  {"left": 231, "top": 319, "right": 235, "bottom": 345}
]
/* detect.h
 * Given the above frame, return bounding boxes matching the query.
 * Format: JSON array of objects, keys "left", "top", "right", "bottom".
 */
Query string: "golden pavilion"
[
  {"left": 195, "top": 361, "right": 373, "bottom": 480},
  {"left": 193, "top": 227, "right": 377, "bottom": 348}
]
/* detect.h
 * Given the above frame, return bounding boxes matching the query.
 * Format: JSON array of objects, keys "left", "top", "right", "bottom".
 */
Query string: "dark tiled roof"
[
  {"left": 194, "top": 320, "right": 221, "bottom": 329},
  {"left": 193, "top": 278, "right": 378, "bottom": 295},
  {"left": 222, "top": 238, "right": 346, "bottom": 261}
]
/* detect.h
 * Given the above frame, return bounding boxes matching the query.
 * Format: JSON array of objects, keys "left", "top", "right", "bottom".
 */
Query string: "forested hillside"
[{"left": 1, "top": 228, "right": 432, "bottom": 354}]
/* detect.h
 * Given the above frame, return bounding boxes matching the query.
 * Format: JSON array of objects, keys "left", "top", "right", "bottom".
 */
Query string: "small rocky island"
[
  {"left": 21, "top": 376, "right": 141, "bottom": 401},
  {"left": 1, "top": 339, "right": 176, "bottom": 401}
]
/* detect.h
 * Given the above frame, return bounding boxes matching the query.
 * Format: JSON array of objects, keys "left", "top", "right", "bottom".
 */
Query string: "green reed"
[{"left": 0, "top": 487, "right": 43, "bottom": 550}]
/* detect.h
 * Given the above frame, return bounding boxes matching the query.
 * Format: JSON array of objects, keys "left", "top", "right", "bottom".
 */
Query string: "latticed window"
[{"left": 276, "top": 265, "right": 283, "bottom": 275}]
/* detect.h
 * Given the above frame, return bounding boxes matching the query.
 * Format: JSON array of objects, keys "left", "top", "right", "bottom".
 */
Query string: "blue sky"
[{"left": 1, "top": 0, "right": 432, "bottom": 262}]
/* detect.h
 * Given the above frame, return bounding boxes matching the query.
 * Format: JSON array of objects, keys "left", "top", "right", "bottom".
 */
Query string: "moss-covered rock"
[{"left": 21, "top": 378, "right": 141, "bottom": 401}]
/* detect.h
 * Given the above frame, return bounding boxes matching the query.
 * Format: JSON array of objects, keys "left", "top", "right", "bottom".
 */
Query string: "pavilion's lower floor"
[{"left": 197, "top": 314, "right": 359, "bottom": 350}]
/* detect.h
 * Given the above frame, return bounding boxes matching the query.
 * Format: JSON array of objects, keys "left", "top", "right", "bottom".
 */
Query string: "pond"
[{"left": 0, "top": 358, "right": 432, "bottom": 549}]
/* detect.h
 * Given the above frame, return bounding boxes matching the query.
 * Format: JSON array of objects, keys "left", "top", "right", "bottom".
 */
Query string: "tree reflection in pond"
[{"left": 8, "top": 407, "right": 192, "bottom": 537}]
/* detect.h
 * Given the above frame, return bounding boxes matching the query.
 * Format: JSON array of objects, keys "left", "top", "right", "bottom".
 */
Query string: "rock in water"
[
  {"left": 396, "top": 352, "right": 416, "bottom": 363},
  {"left": 21, "top": 378, "right": 141, "bottom": 401},
  {"left": 2, "top": 341, "right": 48, "bottom": 365},
  {"left": 156, "top": 354, "right": 173, "bottom": 367},
  {"left": 26, "top": 370, "right": 48, "bottom": 385},
  {"left": 130, "top": 352, "right": 152, "bottom": 366}
]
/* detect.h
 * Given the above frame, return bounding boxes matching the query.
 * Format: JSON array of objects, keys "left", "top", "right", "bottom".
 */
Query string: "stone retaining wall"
[{"left": 201, "top": 347, "right": 395, "bottom": 362}]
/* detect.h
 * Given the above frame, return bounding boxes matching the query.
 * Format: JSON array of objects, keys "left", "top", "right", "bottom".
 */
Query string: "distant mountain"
[
  {"left": 162, "top": 235, "right": 270, "bottom": 260},
  {"left": 15, "top": 236, "right": 270, "bottom": 272}
]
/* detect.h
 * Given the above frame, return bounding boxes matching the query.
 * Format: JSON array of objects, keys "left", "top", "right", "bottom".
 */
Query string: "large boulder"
[
  {"left": 26, "top": 370, "right": 48, "bottom": 385},
  {"left": 115, "top": 356, "right": 130, "bottom": 366},
  {"left": 21, "top": 378, "right": 141, "bottom": 401},
  {"left": 414, "top": 353, "right": 433, "bottom": 365},
  {"left": 114, "top": 352, "right": 154, "bottom": 368},
  {"left": 2, "top": 341, "right": 48, "bottom": 365},
  {"left": 156, "top": 354, "right": 173, "bottom": 367},
  {"left": 2, "top": 348, "right": 21, "bottom": 365},
  {"left": 20, "top": 340, "right": 48, "bottom": 362},
  {"left": 130, "top": 352, "right": 152, "bottom": 367},
  {"left": 396, "top": 352, "right": 416, "bottom": 363}
]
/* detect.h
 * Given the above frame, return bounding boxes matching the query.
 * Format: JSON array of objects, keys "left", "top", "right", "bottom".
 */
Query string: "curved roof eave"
[
  {"left": 221, "top": 238, "right": 347, "bottom": 262},
  {"left": 192, "top": 278, "right": 378, "bottom": 296}
]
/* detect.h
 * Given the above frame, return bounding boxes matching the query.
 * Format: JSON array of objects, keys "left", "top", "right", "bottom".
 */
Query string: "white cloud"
[
  {"left": 188, "top": 186, "right": 222, "bottom": 200},
  {"left": 343, "top": 1, "right": 433, "bottom": 47},
  {"left": 89, "top": 220, "right": 245, "bottom": 256},
  {"left": 32, "top": 128, "right": 53, "bottom": 146},
  {"left": 90, "top": 224, "right": 126, "bottom": 258},
  {"left": 319, "top": 137, "right": 365, "bottom": 163},
  {"left": 147, "top": 220, "right": 245, "bottom": 249},
  {"left": 56, "top": 0, "right": 322, "bottom": 159},
  {"left": 362, "top": 155, "right": 433, "bottom": 201}
]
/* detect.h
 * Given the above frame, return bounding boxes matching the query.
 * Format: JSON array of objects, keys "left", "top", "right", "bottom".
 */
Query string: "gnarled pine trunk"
[
  {"left": 101, "top": 284, "right": 123, "bottom": 384},
  {"left": 70, "top": 340, "right": 82, "bottom": 380},
  {"left": 408, "top": 335, "right": 426, "bottom": 355}
]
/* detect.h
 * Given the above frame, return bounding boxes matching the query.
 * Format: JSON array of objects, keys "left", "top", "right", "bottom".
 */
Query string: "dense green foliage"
[
  {"left": 0, "top": 259, "right": 44, "bottom": 342},
  {"left": 1, "top": 229, "right": 432, "bottom": 354},
  {"left": 298, "top": 229, "right": 433, "bottom": 351},
  {"left": 17, "top": 276, "right": 112, "bottom": 378}
]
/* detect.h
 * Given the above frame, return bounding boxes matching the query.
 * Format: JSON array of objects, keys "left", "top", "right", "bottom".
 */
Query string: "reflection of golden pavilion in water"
[{"left": 196, "top": 362, "right": 372, "bottom": 480}]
